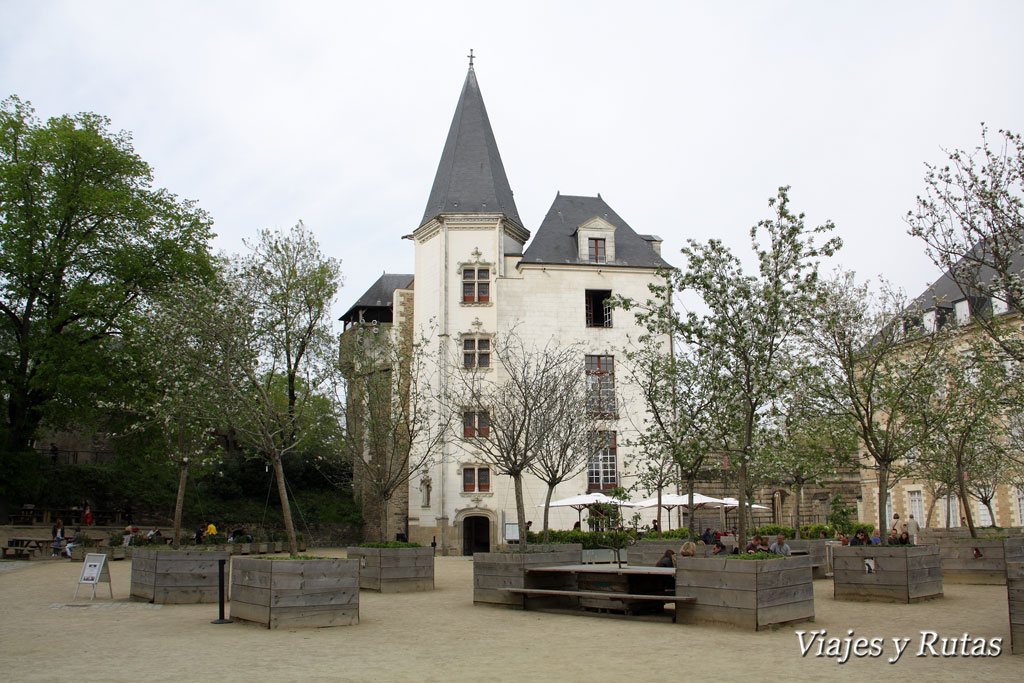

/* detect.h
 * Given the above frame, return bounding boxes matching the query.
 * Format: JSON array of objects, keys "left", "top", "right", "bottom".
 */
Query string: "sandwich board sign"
[{"left": 74, "top": 553, "right": 113, "bottom": 600}]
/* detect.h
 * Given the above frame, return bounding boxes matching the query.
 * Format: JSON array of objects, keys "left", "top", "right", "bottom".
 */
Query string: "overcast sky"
[{"left": 3, "top": 1, "right": 1022, "bottom": 319}]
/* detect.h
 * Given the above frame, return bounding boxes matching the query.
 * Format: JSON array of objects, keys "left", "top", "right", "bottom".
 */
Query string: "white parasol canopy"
[
  {"left": 539, "top": 492, "right": 624, "bottom": 509},
  {"left": 719, "top": 497, "right": 770, "bottom": 510},
  {"left": 625, "top": 493, "right": 730, "bottom": 509}
]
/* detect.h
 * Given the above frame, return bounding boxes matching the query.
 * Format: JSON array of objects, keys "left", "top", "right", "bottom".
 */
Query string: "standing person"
[
  {"left": 205, "top": 521, "right": 218, "bottom": 538},
  {"left": 700, "top": 528, "right": 713, "bottom": 545},
  {"left": 890, "top": 512, "right": 900, "bottom": 533},
  {"left": 906, "top": 514, "right": 920, "bottom": 544},
  {"left": 82, "top": 505, "right": 94, "bottom": 526}
]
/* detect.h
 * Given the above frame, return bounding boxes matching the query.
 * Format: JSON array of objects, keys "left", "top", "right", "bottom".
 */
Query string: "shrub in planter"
[
  {"left": 674, "top": 554, "right": 814, "bottom": 630},
  {"left": 348, "top": 543, "right": 433, "bottom": 592},
  {"left": 130, "top": 548, "right": 231, "bottom": 604},
  {"left": 231, "top": 557, "right": 359, "bottom": 629},
  {"left": 832, "top": 545, "right": 942, "bottom": 603}
]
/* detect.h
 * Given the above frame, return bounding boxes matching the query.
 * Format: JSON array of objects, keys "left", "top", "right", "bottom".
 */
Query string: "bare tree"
[
  {"left": 339, "top": 323, "right": 453, "bottom": 542},
  {"left": 450, "top": 332, "right": 582, "bottom": 550},
  {"left": 526, "top": 349, "right": 606, "bottom": 543}
]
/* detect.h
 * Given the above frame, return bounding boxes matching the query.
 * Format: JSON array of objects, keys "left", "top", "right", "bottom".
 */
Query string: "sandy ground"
[{"left": 0, "top": 550, "right": 1018, "bottom": 682}]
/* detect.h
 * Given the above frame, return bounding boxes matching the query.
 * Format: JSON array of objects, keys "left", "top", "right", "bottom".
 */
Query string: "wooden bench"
[
  {"left": 2, "top": 546, "right": 34, "bottom": 560},
  {"left": 504, "top": 588, "right": 696, "bottom": 622}
]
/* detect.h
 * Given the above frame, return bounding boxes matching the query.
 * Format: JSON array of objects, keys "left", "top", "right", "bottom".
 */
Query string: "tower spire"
[
  {"left": 467, "top": 49, "right": 475, "bottom": 68},
  {"left": 419, "top": 64, "right": 521, "bottom": 227}
]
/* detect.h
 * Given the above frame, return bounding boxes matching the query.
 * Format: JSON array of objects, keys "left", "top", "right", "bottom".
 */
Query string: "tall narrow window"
[
  {"left": 587, "top": 432, "right": 617, "bottom": 491},
  {"left": 1017, "top": 487, "right": 1024, "bottom": 526},
  {"left": 588, "top": 238, "right": 606, "bottom": 263},
  {"left": 908, "top": 490, "right": 923, "bottom": 522},
  {"left": 477, "top": 468, "right": 490, "bottom": 492},
  {"left": 463, "top": 411, "right": 489, "bottom": 438},
  {"left": 462, "top": 268, "right": 490, "bottom": 303},
  {"left": 463, "top": 337, "right": 491, "bottom": 369},
  {"left": 585, "top": 355, "right": 615, "bottom": 416},
  {"left": 463, "top": 468, "right": 475, "bottom": 492},
  {"left": 585, "top": 290, "right": 612, "bottom": 328},
  {"left": 977, "top": 502, "right": 993, "bottom": 527}
]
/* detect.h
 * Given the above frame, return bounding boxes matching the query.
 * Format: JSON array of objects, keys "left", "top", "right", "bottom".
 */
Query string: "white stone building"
[{"left": 341, "top": 64, "right": 670, "bottom": 555}]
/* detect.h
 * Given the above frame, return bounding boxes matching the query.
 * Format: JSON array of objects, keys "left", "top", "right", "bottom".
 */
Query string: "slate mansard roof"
[
  {"left": 420, "top": 67, "right": 521, "bottom": 228},
  {"left": 340, "top": 273, "right": 414, "bottom": 326},
  {"left": 521, "top": 194, "right": 672, "bottom": 269}
]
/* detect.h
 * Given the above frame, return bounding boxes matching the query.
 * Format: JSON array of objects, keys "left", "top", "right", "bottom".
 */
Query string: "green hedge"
[
  {"left": 525, "top": 529, "right": 639, "bottom": 549},
  {"left": 751, "top": 524, "right": 796, "bottom": 538}
]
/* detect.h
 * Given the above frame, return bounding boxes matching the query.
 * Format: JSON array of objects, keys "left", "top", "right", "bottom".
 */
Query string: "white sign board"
[
  {"left": 74, "top": 553, "right": 113, "bottom": 600},
  {"left": 504, "top": 523, "right": 519, "bottom": 542}
]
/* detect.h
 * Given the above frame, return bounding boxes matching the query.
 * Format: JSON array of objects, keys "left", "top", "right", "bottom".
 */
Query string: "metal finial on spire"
[{"left": 467, "top": 49, "right": 475, "bottom": 68}]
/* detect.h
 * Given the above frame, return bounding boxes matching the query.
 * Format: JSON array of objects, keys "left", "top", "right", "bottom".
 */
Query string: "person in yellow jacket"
[{"left": 205, "top": 522, "right": 218, "bottom": 537}]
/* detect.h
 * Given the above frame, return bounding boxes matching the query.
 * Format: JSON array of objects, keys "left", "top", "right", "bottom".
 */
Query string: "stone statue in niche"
[{"left": 420, "top": 476, "right": 432, "bottom": 507}]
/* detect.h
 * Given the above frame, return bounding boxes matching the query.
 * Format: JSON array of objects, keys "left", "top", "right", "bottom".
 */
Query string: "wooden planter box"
[
  {"left": 274, "top": 542, "right": 284, "bottom": 552},
  {"left": 935, "top": 537, "right": 1024, "bottom": 584},
  {"left": 832, "top": 545, "right": 942, "bottom": 603},
  {"left": 130, "top": 549, "right": 231, "bottom": 604},
  {"left": 473, "top": 547, "right": 583, "bottom": 608},
  {"left": 674, "top": 555, "right": 814, "bottom": 630},
  {"left": 1009, "top": 562, "right": 1023, "bottom": 655},
  {"left": 347, "top": 547, "right": 434, "bottom": 592},
  {"left": 230, "top": 557, "right": 359, "bottom": 629},
  {"left": 627, "top": 540, "right": 682, "bottom": 566}
]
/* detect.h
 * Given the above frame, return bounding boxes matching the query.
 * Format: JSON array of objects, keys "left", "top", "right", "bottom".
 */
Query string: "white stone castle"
[{"left": 341, "top": 64, "right": 670, "bottom": 554}]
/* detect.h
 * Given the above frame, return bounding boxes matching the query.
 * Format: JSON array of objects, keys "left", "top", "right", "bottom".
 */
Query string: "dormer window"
[{"left": 576, "top": 217, "right": 617, "bottom": 263}]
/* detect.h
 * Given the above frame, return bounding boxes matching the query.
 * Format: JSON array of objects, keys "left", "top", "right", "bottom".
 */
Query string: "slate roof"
[
  {"left": 911, "top": 239, "right": 1024, "bottom": 311},
  {"left": 420, "top": 67, "right": 521, "bottom": 227},
  {"left": 520, "top": 194, "right": 672, "bottom": 269},
  {"left": 339, "top": 273, "right": 414, "bottom": 323}
]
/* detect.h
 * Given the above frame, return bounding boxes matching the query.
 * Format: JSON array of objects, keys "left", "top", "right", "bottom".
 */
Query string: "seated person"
[
  {"left": 758, "top": 537, "right": 772, "bottom": 553},
  {"left": 870, "top": 529, "right": 882, "bottom": 545},
  {"left": 122, "top": 525, "right": 133, "bottom": 547},
  {"left": 769, "top": 534, "right": 791, "bottom": 556},
  {"left": 888, "top": 528, "right": 899, "bottom": 544},
  {"left": 849, "top": 530, "right": 868, "bottom": 546},
  {"left": 146, "top": 526, "right": 162, "bottom": 540},
  {"left": 655, "top": 549, "right": 676, "bottom": 567},
  {"left": 678, "top": 541, "right": 697, "bottom": 557},
  {"left": 711, "top": 541, "right": 728, "bottom": 555},
  {"left": 65, "top": 527, "right": 86, "bottom": 557},
  {"left": 745, "top": 535, "right": 762, "bottom": 553},
  {"left": 838, "top": 533, "right": 849, "bottom": 546},
  {"left": 897, "top": 531, "right": 911, "bottom": 545}
]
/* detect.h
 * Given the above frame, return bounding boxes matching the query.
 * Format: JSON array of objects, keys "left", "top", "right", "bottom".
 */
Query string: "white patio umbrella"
[
  {"left": 625, "top": 493, "right": 730, "bottom": 530},
  {"left": 537, "top": 492, "right": 626, "bottom": 528},
  {"left": 719, "top": 497, "right": 770, "bottom": 510}
]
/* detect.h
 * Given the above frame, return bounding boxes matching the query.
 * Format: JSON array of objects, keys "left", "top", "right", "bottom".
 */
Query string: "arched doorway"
[{"left": 462, "top": 515, "right": 490, "bottom": 556}]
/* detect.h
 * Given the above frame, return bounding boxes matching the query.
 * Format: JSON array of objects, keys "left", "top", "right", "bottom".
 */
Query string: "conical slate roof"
[{"left": 420, "top": 67, "right": 521, "bottom": 227}]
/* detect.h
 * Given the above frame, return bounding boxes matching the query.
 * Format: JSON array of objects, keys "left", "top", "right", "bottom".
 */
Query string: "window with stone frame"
[
  {"left": 585, "top": 355, "right": 615, "bottom": 416},
  {"left": 463, "top": 466, "right": 491, "bottom": 492},
  {"left": 463, "top": 337, "right": 491, "bottom": 369},
  {"left": 462, "top": 410, "right": 489, "bottom": 438},
  {"left": 585, "top": 289, "right": 613, "bottom": 328},
  {"left": 587, "top": 431, "right": 617, "bottom": 491},
  {"left": 588, "top": 238, "right": 606, "bottom": 263},
  {"left": 462, "top": 267, "right": 490, "bottom": 303}
]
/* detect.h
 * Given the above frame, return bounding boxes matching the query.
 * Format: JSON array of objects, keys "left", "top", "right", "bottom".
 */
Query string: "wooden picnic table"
[
  {"left": 511, "top": 563, "right": 692, "bottom": 620},
  {"left": 2, "top": 537, "right": 52, "bottom": 559}
]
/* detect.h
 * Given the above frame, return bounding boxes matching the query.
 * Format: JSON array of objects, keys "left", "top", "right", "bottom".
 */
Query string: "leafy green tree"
[
  {"left": 808, "top": 273, "right": 941, "bottom": 544},
  {"left": 0, "top": 96, "right": 213, "bottom": 461},
  {"left": 662, "top": 187, "right": 839, "bottom": 545}
]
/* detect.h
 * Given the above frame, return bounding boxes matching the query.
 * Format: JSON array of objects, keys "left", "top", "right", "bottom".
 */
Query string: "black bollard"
[{"left": 211, "top": 558, "right": 232, "bottom": 624}]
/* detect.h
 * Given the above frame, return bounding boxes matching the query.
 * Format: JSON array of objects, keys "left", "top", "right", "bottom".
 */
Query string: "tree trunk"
[
  {"left": 379, "top": 494, "right": 391, "bottom": 543},
  {"left": 172, "top": 461, "right": 188, "bottom": 548},
  {"left": 737, "top": 460, "right": 748, "bottom": 547},
  {"left": 877, "top": 465, "right": 889, "bottom": 545},
  {"left": 542, "top": 483, "right": 555, "bottom": 544},
  {"left": 513, "top": 472, "right": 528, "bottom": 551},
  {"left": 271, "top": 454, "right": 299, "bottom": 554},
  {"left": 656, "top": 487, "right": 663, "bottom": 538},
  {"left": 794, "top": 484, "right": 803, "bottom": 539},
  {"left": 925, "top": 492, "right": 938, "bottom": 528},
  {"left": 983, "top": 500, "right": 995, "bottom": 528},
  {"left": 957, "top": 470, "right": 976, "bottom": 538},
  {"left": 687, "top": 477, "right": 697, "bottom": 542}
]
